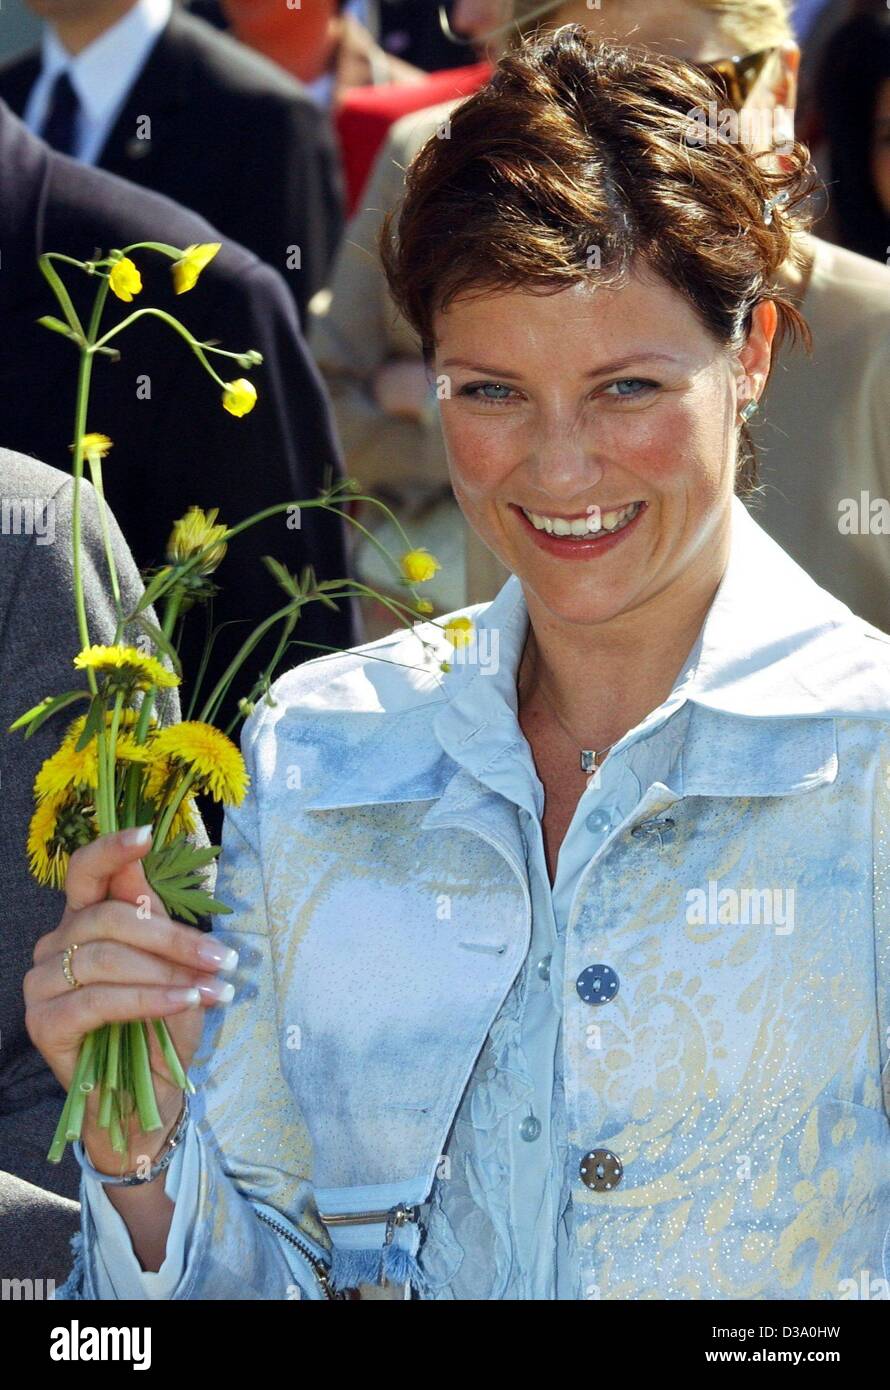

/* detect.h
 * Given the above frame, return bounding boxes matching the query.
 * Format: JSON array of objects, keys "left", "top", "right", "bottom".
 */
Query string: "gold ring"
[{"left": 62, "top": 943, "right": 81, "bottom": 990}]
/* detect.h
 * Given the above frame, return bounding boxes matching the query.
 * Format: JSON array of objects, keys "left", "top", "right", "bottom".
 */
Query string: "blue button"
[
  {"left": 576, "top": 964, "right": 619, "bottom": 1005},
  {"left": 519, "top": 1114, "right": 542, "bottom": 1142},
  {"left": 585, "top": 808, "right": 611, "bottom": 834},
  {"left": 537, "top": 955, "right": 552, "bottom": 982}
]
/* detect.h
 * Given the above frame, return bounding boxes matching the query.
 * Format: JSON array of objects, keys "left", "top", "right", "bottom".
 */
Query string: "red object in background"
[{"left": 335, "top": 59, "right": 494, "bottom": 216}]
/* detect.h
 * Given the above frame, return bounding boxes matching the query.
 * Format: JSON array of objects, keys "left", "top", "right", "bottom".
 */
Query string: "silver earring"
[{"left": 739, "top": 399, "right": 759, "bottom": 423}]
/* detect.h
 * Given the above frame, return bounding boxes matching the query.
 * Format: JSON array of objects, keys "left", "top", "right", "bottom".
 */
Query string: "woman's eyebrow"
[{"left": 440, "top": 351, "right": 681, "bottom": 378}]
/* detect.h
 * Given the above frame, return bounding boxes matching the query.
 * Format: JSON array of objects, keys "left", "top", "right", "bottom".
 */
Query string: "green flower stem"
[
  {"left": 151, "top": 1018, "right": 195, "bottom": 1094},
  {"left": 47, "top": 1081, "right": 77, "bottom": 1164},
  {"left": 120, "top": 589, "right": 184, "bottom": 829},
  {"left": 98, "top": 1023, "right": 119, "bottom": 1129},
  {"left": 49, "top": 1029, "right": 94, "bottom": 1151},
  {"left": 38, "top": 254, "right": 86, "bottom": 339},
  {"left": 109, "top": 1102, "right": 125, "bottom": 1156},
  {"left": 118, "top": 240, "right": 184, "bottom": 259},
  {"left": 128, "top": 1021, "right": 164, "bottom": 1133},
  {"left": 197, "top": 597, "right": 309, "bottom": 727},
  {"left": 91, "top": 308, "right": 228, "bottom": 387},
  {"left": 86, "top": 452, "right": 123, "bottom": 619},
  {"left": 151, "top": 769, "right": 197, "bottom": 851},
  {"left": 65, "top": 1031, "right": 98, "bottom": 1142},
  {"left": 139, "top": 490, "right": 417, "bottom": 612},
  {"left": 104, "top": 691, "right": 127, "bottom": 834}
]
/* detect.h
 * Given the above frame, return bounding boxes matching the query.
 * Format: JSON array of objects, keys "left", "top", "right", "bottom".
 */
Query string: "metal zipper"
[
  {"left": 254, "top": 1206, "right": 344, "bottom": 1300},
  {"left": 318, "top": 1202, "right": 420, "bottom": 1245}
]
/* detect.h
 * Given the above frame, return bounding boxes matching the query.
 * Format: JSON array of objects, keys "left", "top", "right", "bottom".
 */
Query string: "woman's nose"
[{"left": 526, "top": 437, "right": 606, "bottom": 492}]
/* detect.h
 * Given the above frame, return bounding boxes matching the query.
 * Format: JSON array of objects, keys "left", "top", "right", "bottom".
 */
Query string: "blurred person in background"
[
  {"left": 312, "top": 0, "right": 890, "bottom": 634},
  {"left": 218, "top": 0, "right": 429, "bottom": 112},
  {"left": 815, "top": 8, "right": 890, "bottom": 263},
  {"left": 0, "top": 0, "right": 344, "bottom": 329}
]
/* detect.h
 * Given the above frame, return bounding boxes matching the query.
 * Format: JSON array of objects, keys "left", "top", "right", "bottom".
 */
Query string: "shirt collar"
[
  {"left": 439, "top": 493, "right": 890, "bottom": 727},
  {"left": 302, "top": 497, "right": 890, "bottom": 810},
  {"left": 41, "top": 0, "right": 171, "bottom": 130}
]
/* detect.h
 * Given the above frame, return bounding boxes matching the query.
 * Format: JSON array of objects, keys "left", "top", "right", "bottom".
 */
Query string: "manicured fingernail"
[
  {"left": 196, "top": 940, "right": 239, "bottom": 972},
  {"left": 122, "top": 824, "right": 152, "bottom": 846},
  {"left": 196, "top": 979, "right": 235, "bottom": 1004},
  {"left": 166, "top": 987, "right": 200, "bottom": 1004}
]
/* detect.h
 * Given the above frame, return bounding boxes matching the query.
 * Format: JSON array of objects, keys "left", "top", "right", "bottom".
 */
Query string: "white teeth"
[{"left": 521, "top": 501, "right": 641, "bottom": 538}]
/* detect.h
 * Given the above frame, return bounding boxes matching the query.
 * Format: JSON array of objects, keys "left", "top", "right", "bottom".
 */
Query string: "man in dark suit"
[
  {"left": 0, "top": 99, "right": 360, "bottom": 843},
  {"left": 0, "top": 0, "right": 345, "bottom": 329}
]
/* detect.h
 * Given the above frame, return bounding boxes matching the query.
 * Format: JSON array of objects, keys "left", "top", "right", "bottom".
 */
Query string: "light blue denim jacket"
[{"left": 59, "top": 498, "right": 890, "bottom": 1299}]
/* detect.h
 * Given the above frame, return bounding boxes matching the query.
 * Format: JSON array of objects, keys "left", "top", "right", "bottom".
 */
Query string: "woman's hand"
[{"left": 24, "top": 825, "right": 237, "bottom": 1174}]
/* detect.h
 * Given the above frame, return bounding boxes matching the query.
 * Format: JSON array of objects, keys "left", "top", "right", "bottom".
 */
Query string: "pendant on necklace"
[{"left": 580, "top": 749, "right": 598, "bottom": 774}]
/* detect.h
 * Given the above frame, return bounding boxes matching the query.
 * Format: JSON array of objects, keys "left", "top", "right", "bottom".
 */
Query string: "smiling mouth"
[{"left": 518, "top": 500, "right": 644, "bottom": 538}]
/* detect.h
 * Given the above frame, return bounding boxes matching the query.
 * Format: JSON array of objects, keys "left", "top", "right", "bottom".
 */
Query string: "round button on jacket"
[
  {"left": 519, "top": 1114, "right": 543, "bottom": 1142},
  {"left": 579, "top": 1149, "right": 623, "bottom": 1191},
  {"left": 576, "top": 964, "right": 619, "bottom": 1004},
  {"left": 585, "top": 808, "right": 612, "bottom": 834}
]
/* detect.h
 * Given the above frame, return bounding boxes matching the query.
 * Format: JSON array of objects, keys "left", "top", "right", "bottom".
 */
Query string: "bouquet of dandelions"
[{"left": 10, "top": 239, "right": 475, "bottom": 1167}]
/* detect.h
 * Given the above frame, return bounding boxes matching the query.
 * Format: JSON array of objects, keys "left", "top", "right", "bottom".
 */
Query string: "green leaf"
[
  {"left": 143, "top": 834, "right": 231, "bottom": 925},
  {"left": 36, "top": 314, "right": 81, "bottom": 343},
  {"left": 132, "top": 566, "right": 175, "bottom": 615},
  {"left": 8, "top": 689, "right": 89, "bottom": 737},
  {"left": 261, "top": 554, "right": 299, "bottom": 599},
  {"left": 75, "top": 698, "right": 104, "bottom": 752},
  {"left": 129, "top": 613, "right": 182, "bottom": 677}
]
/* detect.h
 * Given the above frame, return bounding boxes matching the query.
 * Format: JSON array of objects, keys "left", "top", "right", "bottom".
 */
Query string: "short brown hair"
[{"left": 379, "top": 25, "right": 816, "bottom": 494}]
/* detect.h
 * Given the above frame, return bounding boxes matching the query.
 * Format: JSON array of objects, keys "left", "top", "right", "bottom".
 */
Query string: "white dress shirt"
[{"left": 23, "top": 0, "right": 172, "bottom": 165}]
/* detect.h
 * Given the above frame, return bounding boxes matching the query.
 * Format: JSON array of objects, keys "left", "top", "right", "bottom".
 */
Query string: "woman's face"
[
  {"left": 432, "top": 264, "right": 775, "bottom": 628},
  {"left": 872, "top": 76, "right": 890, "bottom": 219}
]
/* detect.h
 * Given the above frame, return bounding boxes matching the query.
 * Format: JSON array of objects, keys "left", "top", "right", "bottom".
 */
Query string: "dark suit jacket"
[
  {"left": 0, "top": 5, "right": 345, "bottom": 329},
  {"left": 0, "top": 101, "right": 360, "bottom": 845},
  {"left": 0, "top": 448, "right": 190, "bottom": 1284}
]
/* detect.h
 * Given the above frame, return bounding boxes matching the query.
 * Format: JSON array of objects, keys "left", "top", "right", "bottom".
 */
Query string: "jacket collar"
[{"left": 303, "top": 498, "right": 890, "bottom": 812}]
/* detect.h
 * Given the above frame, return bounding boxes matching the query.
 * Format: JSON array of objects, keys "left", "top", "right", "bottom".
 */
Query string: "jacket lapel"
[
  {"left": 0, "top": 56, "right": 41, "bottom": 118},
  {"left": 93, "top": 12, "right": 190, "bottom": 175}
]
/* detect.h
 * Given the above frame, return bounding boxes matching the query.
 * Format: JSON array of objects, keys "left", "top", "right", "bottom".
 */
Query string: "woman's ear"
[{"left": 735, "top": 299, "right": 778, "bottom": 407}]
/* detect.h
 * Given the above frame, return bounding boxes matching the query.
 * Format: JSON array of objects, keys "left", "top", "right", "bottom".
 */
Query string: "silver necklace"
[{"left": 519, "top": 637, "right": 612, "bottom": 774}]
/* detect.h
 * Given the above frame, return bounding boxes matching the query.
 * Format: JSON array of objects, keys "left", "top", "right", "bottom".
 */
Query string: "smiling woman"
[{"left": 52, "top": 24, "right": 890, "bottom": 1305}]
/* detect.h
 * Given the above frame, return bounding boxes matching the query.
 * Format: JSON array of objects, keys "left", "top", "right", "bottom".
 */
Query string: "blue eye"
[
  {"left": 459, "top": 382, "right": 517, "bottom": 404},
  {"left": 605, "top": 378, "right": 656, "bottom": 398}
]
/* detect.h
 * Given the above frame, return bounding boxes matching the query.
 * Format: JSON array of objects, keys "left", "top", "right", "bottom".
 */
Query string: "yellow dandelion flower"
[
  {"left": 172, "top": 242, "right": 221, "bottom": 294},
  {"left": 34, "top": 740, "right": 99, "bottom": 800},
  {"left": 169, "top": 796, "right": 199, "bottom": 838},
  {"left": 443, "top": 616, "right": 474, "bottom": 649},
  {"left": 109, "top": 256, "right": 142, "bottom": 302},
  {"left": 71, "top": 433, "right": 113, "bottom": 459},
  {"left": 35, "top": 724, "right": 153, "bottom": 802},
  {"left": 27, "top": 793, "right": 94, "bottom": 888},
  {"left": 73, "top": 645, "right": 179, "bottom": 691},
  {"left": 222, "top": 378, "right": 257, "bottom": 418},
  {"left": 167, "top": 506, "right": 228, "bottom": 575},
  {"left": 62, "top": 707, "right": 146, "bottom": 746},
  {"left": 149, "top": 722, "right": 249, "bottom": 805},
  {"left": 400, "top": 548, "right": 441, "bottom": 584},
  {"left": 28, "top": 794, "right": 67, "bottom": 886}
]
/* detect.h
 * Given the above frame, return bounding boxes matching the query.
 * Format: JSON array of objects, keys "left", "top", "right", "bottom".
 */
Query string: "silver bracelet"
[{"left": 74, "top": 1093, "right": 190, "bottom": 1186}]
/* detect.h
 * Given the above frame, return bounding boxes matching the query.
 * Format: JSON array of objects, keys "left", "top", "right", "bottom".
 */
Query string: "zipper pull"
[{"left": 380, "top": 1203, "right": 420, "bottom": 1287}]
